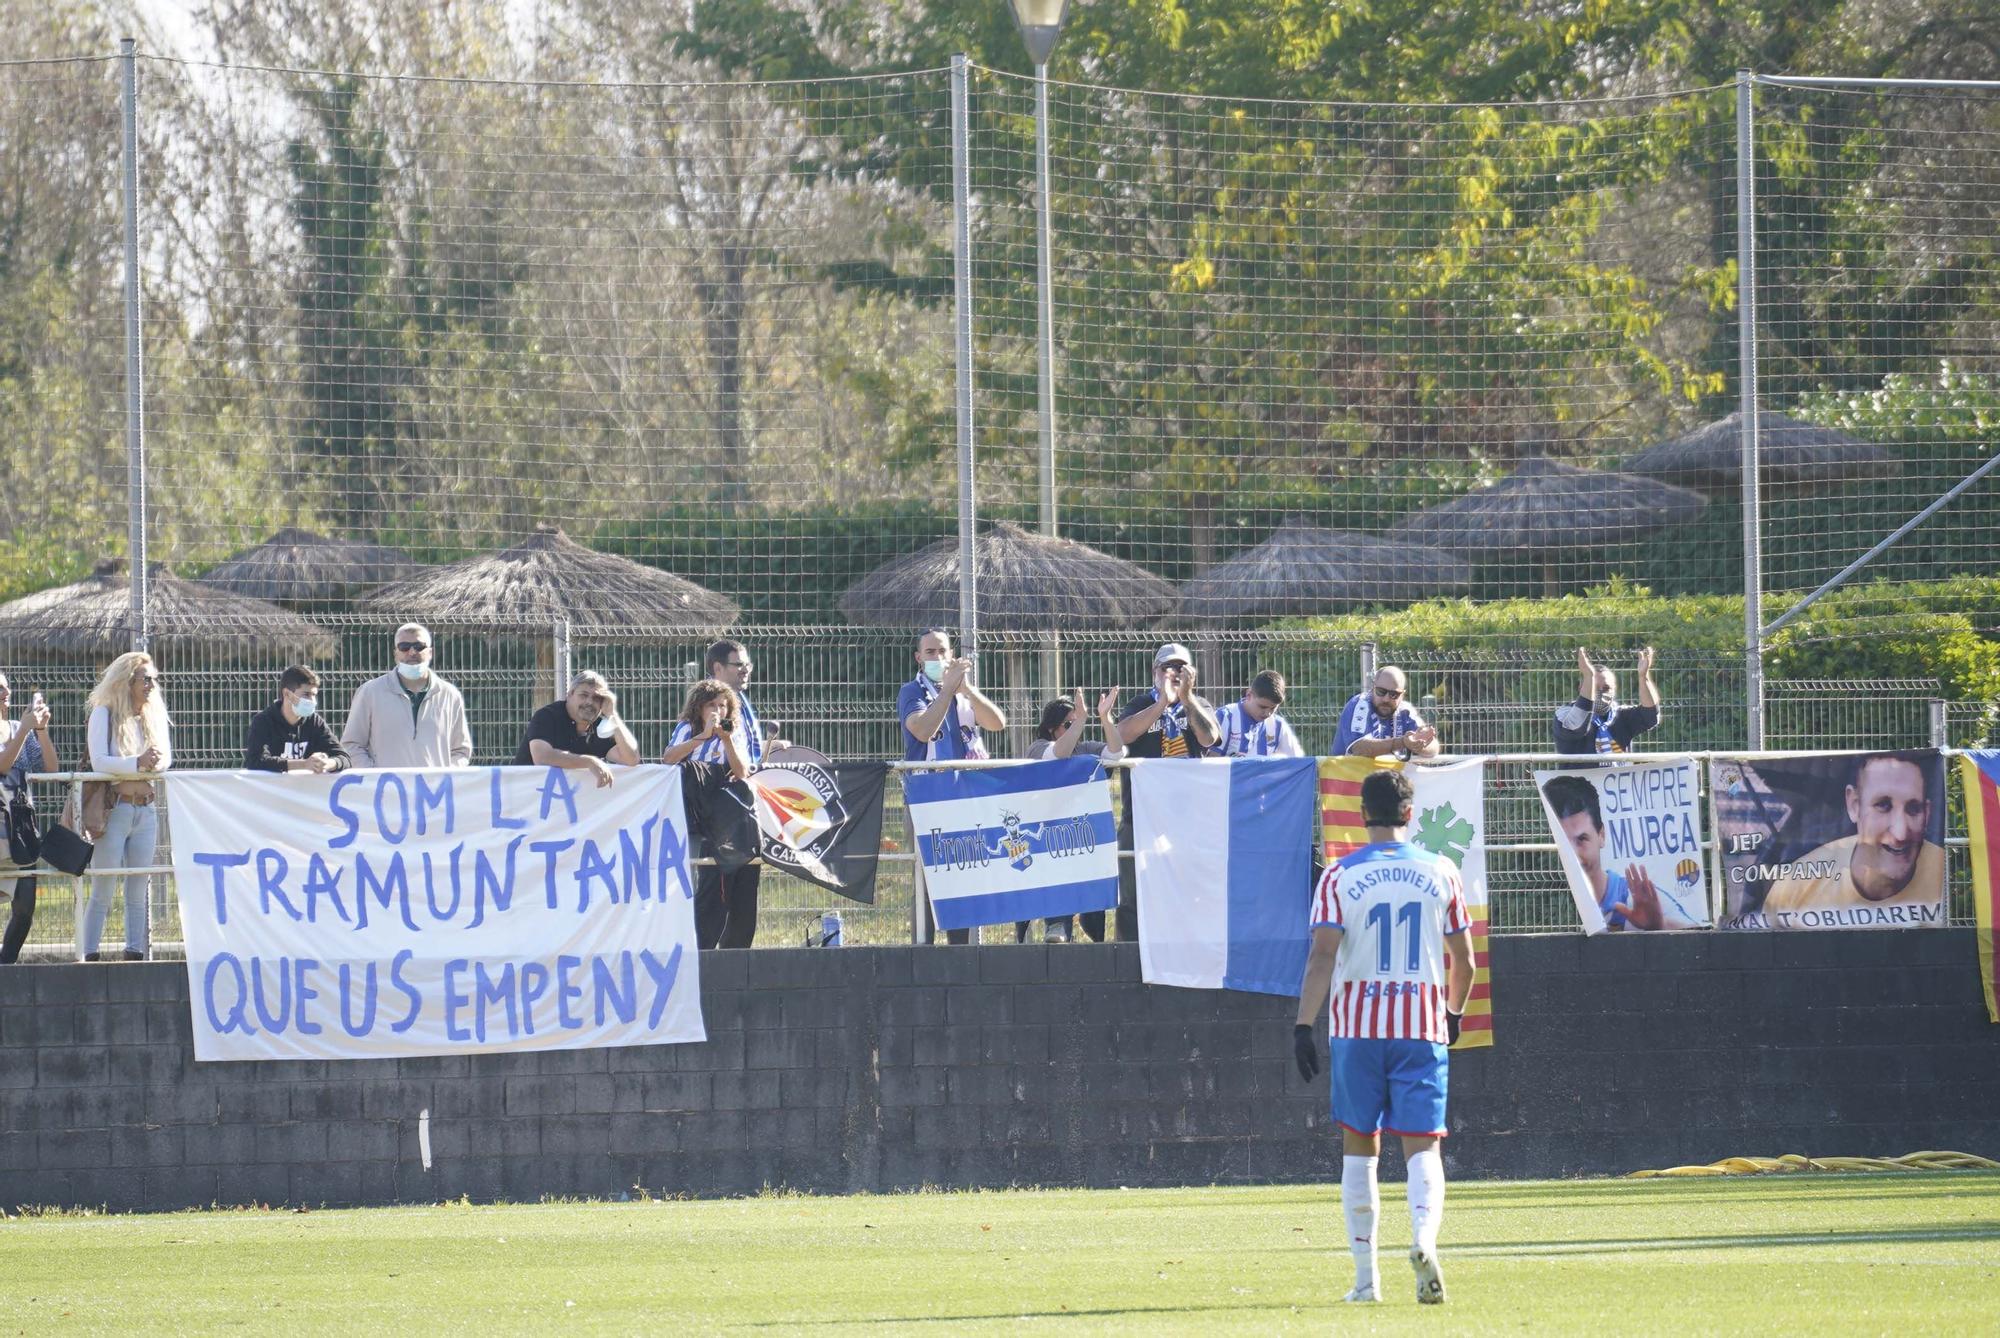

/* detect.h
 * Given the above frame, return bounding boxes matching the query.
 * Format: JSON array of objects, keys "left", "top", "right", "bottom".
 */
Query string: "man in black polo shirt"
[{"left": 514, "top": 671, "right": 641, "bottom": 786}]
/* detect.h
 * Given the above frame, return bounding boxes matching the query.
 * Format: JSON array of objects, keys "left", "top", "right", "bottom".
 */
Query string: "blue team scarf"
[
  {"left": 911, "top": 674, "right": 989, "bottom": 760},
  {"left": 1592, "top": 701, "right": 1622, "bottom": 754},
  {"left": 1151, "top": 686, "right": 1189, "bottom": 757}
]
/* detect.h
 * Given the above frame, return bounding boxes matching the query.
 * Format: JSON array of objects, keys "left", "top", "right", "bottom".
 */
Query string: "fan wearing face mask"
[
  {"left": 244, "top": 665, "right": 350, "bottom": 774},
  {"left": 1553, "top": 645, "right": 1661, "bottom": 756}
]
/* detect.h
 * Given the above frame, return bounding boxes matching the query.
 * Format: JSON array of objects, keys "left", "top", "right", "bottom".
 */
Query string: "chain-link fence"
[{"left": 2, "top": 41, "right": 1997, "bottom": 951}]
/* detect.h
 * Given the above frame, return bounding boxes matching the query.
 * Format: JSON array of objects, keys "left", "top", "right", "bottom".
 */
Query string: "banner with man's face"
[
  {"left": 1711, "top": 751, "right": 1948, "bottom": 931},
  {"left": 1534, "top": 760, "right": 1711, "bottom": 935}
]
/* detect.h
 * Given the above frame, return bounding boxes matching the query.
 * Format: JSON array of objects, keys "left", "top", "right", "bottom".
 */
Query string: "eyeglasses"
[
  {"left": 139, "top": 674, "right": 162, "bottom": 685},
  {"left": 721, "top": 660, "right": 752, "bottom": 670},
  {"left": 1372, "top": 685, "right": 1404, "bottom": 698},
  {"left": 396, "top": 642, "right": 429, "bottom": 653}
]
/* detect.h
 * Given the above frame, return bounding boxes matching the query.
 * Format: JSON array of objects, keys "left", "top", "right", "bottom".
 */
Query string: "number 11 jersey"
[{"left": 1310, "top": 841, "right": 1469, "bottom": 1043}]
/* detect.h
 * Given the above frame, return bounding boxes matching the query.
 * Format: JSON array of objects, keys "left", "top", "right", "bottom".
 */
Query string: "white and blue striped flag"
[
  {"left": 1133, "top": 757, "right": 1320, "bottom": 996},
  {"left": 906, "top": 756, "right": 1120, "bottom": 931}
]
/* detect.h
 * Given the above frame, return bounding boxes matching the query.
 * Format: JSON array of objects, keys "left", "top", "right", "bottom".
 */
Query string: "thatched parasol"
[
  {"left": 838, "top": 521, "right": 1176, "bottom": 631},
  {"left": 1179, "top": 520, "right": 1472, "bottom": 621},
  {"left": 358, "top": 526, "right": 737, "bottom": 698},
  {"left": 1624, "top": 410, "right": 1898, "bottom": 495},
  {"left": 358, "top": 525, "right": 739, "bottom": 632},
  {"left": 196, "top": 527, "right": 428, "bottom": 605},
  {"left": 841, "top": 522, "right": 1176, "bottom": 749},
  {"left": 0, "top": 558, "right": 337, "bottom": 658},
  {"left": 1387, "top": 457, "right": 1708, "bottom": 596}
]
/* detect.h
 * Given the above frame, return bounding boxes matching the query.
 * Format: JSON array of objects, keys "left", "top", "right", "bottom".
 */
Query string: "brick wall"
[{"left": 2, "top": 930, "right": 1995, "bottom": 1211}]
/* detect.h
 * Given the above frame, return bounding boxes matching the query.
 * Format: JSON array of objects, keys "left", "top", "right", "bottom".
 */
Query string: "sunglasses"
[
  {"left": 140, "top": 674, "right": 162, "bottom": 685},
  {"left": 396, "top": 642, "right": 429, "bottom": 653},
  {"left": 1372, "top": 686, "right": 1404, "bottom": 698}
]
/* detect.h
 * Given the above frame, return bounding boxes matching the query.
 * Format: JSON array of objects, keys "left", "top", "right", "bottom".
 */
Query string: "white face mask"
[
  {"left": 293, "top": 696, "right": 317, "bottom": 719},
  {"left": 396, "top": 661, "right": 428, "bottom": 682}
]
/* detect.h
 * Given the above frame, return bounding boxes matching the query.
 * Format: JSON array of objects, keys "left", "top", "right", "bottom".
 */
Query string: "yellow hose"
[{"left": 1627, "top": 1150, "right": 2000, "bottom": 1178}]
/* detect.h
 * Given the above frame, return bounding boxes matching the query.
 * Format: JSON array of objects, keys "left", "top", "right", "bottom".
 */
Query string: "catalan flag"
[
  {"left": 1957, "top": 752, "right": 2000, "bottom": 1024},
  {"left": 1319, "top": 756, "right": 1494, "bottom": 1049}
]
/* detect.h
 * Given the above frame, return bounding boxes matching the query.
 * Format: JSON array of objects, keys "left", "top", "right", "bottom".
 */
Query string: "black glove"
[
  {"left": 1293, "top": 1023, "right": 1321, "bottom": 1083},
  {"left": 1445, "top": 1007, "right": 1464, "bottom": 1046}
]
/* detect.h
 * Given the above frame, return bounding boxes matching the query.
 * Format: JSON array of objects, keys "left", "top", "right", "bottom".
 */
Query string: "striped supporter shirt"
[{"left": 1310, "top": 841, "right": 1469, "bottom": 1043}]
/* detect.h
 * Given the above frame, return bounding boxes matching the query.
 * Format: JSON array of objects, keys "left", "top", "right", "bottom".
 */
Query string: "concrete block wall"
[{"left": 2, "top": 930, "right": 1995, "bottom": 1211}]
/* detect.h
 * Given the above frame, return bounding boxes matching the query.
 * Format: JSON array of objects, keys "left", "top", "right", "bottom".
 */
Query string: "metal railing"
[{"left": 2, "top": 744, "right": 1981, "bottom": 959}]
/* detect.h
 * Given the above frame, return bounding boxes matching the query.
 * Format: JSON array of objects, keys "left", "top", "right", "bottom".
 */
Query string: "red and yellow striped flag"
[
  {"left": 1957, "top": 754, "right": 2000, "bottom": 1024},
  {"left": 1318, "top": 756, "right": 1493, "bottom": 1049}
]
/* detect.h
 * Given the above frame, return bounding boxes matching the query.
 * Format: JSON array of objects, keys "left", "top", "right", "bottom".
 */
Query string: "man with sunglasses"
[
  {"left": 1333, "top": 667, "right": 1439, "bottom": 760},
  {"left": 341, "top": 623, "right": 474, "bottom": 769}
]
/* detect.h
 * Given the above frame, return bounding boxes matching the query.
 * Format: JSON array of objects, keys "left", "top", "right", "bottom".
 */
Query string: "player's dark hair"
[
  {"left": 278, "top": 665, "right": 319, "bottom": 694},
  {"left": 917, "top": 626, "right": 953, "bottom": 651},
  {"left": 1249, "top": 669, "right": 1286, "bottom": 705},
  {"left": 1541, "top": 774, "right": 1603, "bottom": 830},
  {"left": 1036, "top": 697, "right": 1075, "bottom": 741},
  {"left": 1851, "top": 750, "right": 1930, "bottom": 792},
  {"left": 703, "top": 639, "right": 748, "bottom": 675},
  {"left": 1360, "top": 769, "right": 1414, "bottom": 826}
]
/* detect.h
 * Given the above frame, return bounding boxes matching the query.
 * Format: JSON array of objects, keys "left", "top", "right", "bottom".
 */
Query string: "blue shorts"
[{"left": 1330, "top": 1037, "right": 1450, "bottom": 1138}]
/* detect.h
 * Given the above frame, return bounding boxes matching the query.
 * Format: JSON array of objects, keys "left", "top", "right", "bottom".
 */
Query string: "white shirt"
[
  {"left": 88, "top": 704, "right": 172, "bottom": 775},
  {"left": 1208, "top": 701, "right": 1303, "bottom": 758}
]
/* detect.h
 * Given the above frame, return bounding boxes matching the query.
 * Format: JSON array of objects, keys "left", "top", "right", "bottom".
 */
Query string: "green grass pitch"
[{"left": 5, "top": 1173, "right": 1998, "bottom": 1333}]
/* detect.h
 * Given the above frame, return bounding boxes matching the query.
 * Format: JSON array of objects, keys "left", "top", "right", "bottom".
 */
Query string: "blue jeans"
[{"left": 78, "top": 800, "right": 157, "bottom": 959}]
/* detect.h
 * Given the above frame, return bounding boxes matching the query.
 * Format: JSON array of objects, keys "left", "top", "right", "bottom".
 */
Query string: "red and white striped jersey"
[{"left": 1311, "top": 840, "right": 1469, "bottom": 1043}]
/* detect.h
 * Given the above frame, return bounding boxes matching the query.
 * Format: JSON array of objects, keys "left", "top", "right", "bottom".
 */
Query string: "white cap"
[{"left": 1154, "top": 643, "right": 1192, "bottom": 668}]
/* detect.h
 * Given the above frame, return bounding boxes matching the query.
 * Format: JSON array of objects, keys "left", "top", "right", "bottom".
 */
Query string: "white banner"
[
  {"left": 169, "top": 765, "right": 705, "bottom": 1061},
  {"left": 1535, "top": 760, "right": 1711, "bottom": 934},
  {"left": 1408, "top": 759, "right": 1494, "bottom": 1046}
]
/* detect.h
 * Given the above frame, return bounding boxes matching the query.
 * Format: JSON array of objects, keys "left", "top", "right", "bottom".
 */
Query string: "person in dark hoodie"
[{"left": 244, "top": 666, "right": 350, "bottom": 774}]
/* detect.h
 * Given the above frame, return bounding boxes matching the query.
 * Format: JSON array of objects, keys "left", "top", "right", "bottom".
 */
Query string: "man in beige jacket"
[{"left": 341, "top": 623, "right": 474, "bottom": 769}]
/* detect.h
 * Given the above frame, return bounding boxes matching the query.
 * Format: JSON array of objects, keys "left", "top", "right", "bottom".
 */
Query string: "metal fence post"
[
  {"left": 1360, "top": 641, "right": 1378, "bottom": 693},
  {"left": 552, "top": 618, "right": 573, "bottom": 700},
  {"left": 1930, "top": 699, "right": 1948, "bottom": 749},
  {"left": 1735, "top": 69, "right": 1764, "bottom": 750},
  {"left": 950, "top": 54, "right": 979, "bottom": 661},
  {"left": 120, "top": 37, "right": 149, "bottom": 652}
]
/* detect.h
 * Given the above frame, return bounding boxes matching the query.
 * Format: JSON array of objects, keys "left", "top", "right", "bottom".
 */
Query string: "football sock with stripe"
[
  {"left": 1406, "top": 1146, "right": 1444, "bottom": 1255},
  {"left": 1342, "top": 1155, "right": 1380, "bottom": 1289}
]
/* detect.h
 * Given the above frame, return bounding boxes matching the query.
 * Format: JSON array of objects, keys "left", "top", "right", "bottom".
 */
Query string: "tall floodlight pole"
[{"left": 1010, "top": 0, "right": 1070, "bottom": 540}]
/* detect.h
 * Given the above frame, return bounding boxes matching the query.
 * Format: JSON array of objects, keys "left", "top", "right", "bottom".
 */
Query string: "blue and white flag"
[
  {"left": 905, "top": 756, "right": 1119, "bottom": 931},
  {"left": 1134, "top": 757, "right": 1319, "bottom": 996}
]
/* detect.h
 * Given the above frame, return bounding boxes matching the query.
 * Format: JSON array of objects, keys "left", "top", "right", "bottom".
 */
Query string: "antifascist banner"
[
  {"left": 1956, "top": 753, "right": 2000, "bottom": 1023},
  {"left": 1711, "top": 750, "right": 1947, "bottom": 932},
  {"left": 1319, "top": 757, "right": 1493, "bottom": 1048},
  {"left": 1535, "top": 759, "right": 1711, "bottom": 934},
  {"left": 168, "top": 765, "right": 704, "bottom": 1062},
  {"left": 905, "top": 755, "right": 1118, "bottom": 931},
  {"left": 744, "top": 749, "right": 888, "bottom": 904}
]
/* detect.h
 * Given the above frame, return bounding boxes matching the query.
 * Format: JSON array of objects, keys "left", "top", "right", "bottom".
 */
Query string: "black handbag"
[
  {"left": 6, "top": 790, "right": 41, "bottom": 867},
  {"left": 39, "top": 817, "right": 92, "bottom": 877}
]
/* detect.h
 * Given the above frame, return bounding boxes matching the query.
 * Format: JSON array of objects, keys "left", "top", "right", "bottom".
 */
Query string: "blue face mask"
[
  {"left": 293, "top": 696, "right": 317, "bottom": 719},
  {"left": 396, "top": 661, "right": 428, "bottom": 682},
  {"left": 923, "top": 659, "right": 946, "bottom": 683}
]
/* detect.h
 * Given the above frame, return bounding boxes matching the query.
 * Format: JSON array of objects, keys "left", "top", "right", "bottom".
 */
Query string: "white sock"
[
  {"left": 1406, "top": 1146, "right": 1445, "bottom": 1255},
  {"left": 1341, "top": 1155, "right": 1380, "bottom": 1289}
]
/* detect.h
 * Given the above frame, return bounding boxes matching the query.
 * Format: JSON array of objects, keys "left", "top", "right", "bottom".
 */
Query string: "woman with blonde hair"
[{"left": 79, "top": 651, "right": 172, "bottom": 961}]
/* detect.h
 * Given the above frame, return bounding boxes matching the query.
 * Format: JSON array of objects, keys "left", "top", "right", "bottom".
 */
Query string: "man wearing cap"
[
  {"left": 1106, "top": 643, "right": 1221, "bottom": 940},
  {"left": 1333, "top": 665, "right": 1439, "bottom": 760}
]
